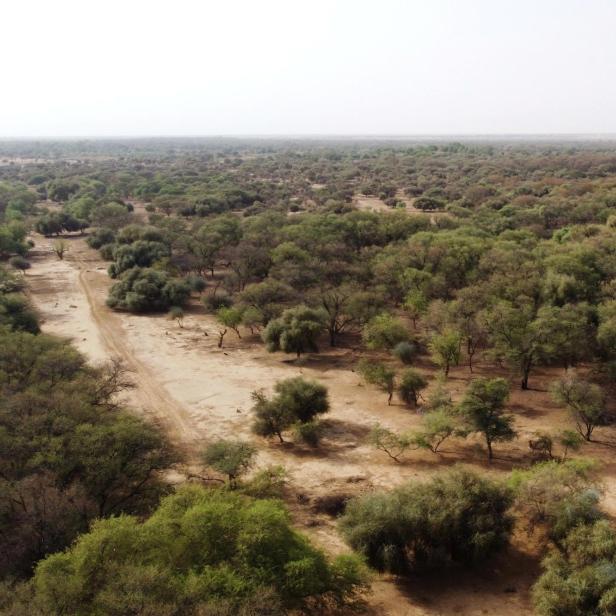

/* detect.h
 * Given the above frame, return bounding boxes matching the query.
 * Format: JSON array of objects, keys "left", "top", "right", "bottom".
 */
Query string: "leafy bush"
[
  {"left": 107, "top": 267, "right": 190, "bottom": 313},
  {"left": 397, "top": 368, "right": 427, "bottom": 407},
  {"left": 252, "top": 377, "right": 329, "bottom": 443},
  {"left": 25, "top": 486, "right": 367, "bottom": 614},
  {"left": 339, "top": 468, "right": 513, "bottom": 573},
  {"left": 86, "top": 227, "right": 115, "bottom": 249},
  {"left": 262, "top": 305, "right": 325, "bottom": 357},
  {"left": 108, "top": 240, "right": 170, "bottom": 278},
  {"left": 202, "top": 439, "right": 257, "bottom": 483},
  {"left": 533, "top": 520, "right": 616, "bottom": 615},
  {"left": 202, "top": 292, "right": 233, "bottom": 312},
  {"left": 392, "top": 341, "right": 416, "bottom": 364},
  {"left": 362, "top": 313, "right": 409, "bottom": 350}
]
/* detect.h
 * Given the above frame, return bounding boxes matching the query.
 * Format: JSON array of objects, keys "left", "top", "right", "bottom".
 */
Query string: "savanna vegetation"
[{"left": 2, "top": 137, "right": 616, "bottom": 614}]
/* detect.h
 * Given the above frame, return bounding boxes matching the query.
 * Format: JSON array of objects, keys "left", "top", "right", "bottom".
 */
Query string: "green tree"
[
  {"left": 340, "top": 468, "right": 512, "bottom": 574},
  {"left": 551, "top": 373, "right": 607, "bottom": 441},
  {"left": 251, "top": 377, "right": 329, "bottom": 443},
  {"left": 428, "top": 329, "right": 462, "bottom": 376},
  {"left": 458, "top": 377, "right": 515, "bottom": 460},
  {"left": 27, "top": 486, "right": 366, "bottom": 615},
  {"left": 397, "top": 368, "right": 427, "bottom": 407},
  {"left": 357, "top": 359, "right": 396, "bottom": 405},
  {"left": 362, "top": 313, "right": 409, "bottom": 350},
  {"left": 202, "top": 439, "right": 257, "bottom": 485},
  {"left": 262, "top": 305, "right": 325, "bottom": 358}
]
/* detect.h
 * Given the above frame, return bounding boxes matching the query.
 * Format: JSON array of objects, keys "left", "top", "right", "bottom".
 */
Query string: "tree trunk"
[{"left": 486, "top": 438, "right": 493, "bottom": 461}]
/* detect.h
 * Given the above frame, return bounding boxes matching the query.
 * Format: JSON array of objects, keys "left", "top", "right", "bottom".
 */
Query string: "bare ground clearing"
[{"left": 26, "top": 233, "right": 616, "bottom": 615}]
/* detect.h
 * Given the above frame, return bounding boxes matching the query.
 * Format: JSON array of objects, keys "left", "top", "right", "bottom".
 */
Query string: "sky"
[{"left": 2, "top": 0, "right": 616, "bottom": 137}]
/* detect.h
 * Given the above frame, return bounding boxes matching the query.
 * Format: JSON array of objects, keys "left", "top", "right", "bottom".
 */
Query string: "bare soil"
[{"left": 26, "top": 233, "right": 616, "bottom": 615}]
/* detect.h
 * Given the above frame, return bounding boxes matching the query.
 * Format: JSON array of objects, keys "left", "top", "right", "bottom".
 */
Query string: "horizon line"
[{"left": 3, "top": 132, "right": 616, "bottom": 141}]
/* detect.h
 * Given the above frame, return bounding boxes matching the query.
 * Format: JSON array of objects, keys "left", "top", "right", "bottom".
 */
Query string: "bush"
[
  {"left": 107, "top": 267, "right": 190, "bottom": 313},
  {"left": 25, "top": 486, "right": 367, "bottom": 615},
  {"left": 294, "top": 420, "right": 323, "bottom": 447},
  {"left": 339, "top": 468, "right": 513, "bottom": 574},
  {"left": 86, "top": 227, "right": 115, "bottom": 249},
  {"left": 202, "top": 439, "right": 257, "bottom": 484},
  {"left": 533, "top": 520, "right": 616, "bottom": 615},
  {"left": 108, "top": 240, "right": 170, "bottom": 278},
  {"left": 397, "top": 368, "right": 427, "bottom": 407},
  {"left": 362, "top": 313, "right": 409, "bottom": 350},
  {"left": 251, "top": 377, "right": 329, "bottom": 443},
  {"left": 202, "top": 293, "right": 233, "bottom": 312},
  {"left": 262, "top": 305, "right": 326, "bottom": 358},
  {"left": 392, "top": 341, "right": 416, "bottom": 364}
]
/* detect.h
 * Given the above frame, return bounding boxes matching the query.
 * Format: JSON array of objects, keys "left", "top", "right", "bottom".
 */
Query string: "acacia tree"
[
  {"left": 397, "top": 368, "right": 427, "bottom": 407},
  {"left": 201, "top": 439, "right": 257, "bottom": 486},
  {"left": 368, "top": 424, "right": 413, "bottom": 462},
  {"left": 217, "top": 306, "right": 244, "bottom": 345},
  {"left": 262, "top": 305, "right": 325, "bottom": 358},
  {"left": 362, "top": 313, "right": 409, "bottom": 351},
  {"left": 484, "top": 301, "right": 557, "bottom": 390},
  {"left": 52, "top": 238, "right": 68, "bottom": 260},
  {"left": 428, "top": 329, "right": 462, "bottom": 376},
  {"left": 251, "top": 377, "right": 329, "bottom": 443},
  {"left": 458, "top": 377, "right": 515, "bottom": 460},
  {"left": 357, "top": 359, "right": 396, "bottom": 405},
  {"left": 551, "top": 374, "right": 607, "bottom": 441}
]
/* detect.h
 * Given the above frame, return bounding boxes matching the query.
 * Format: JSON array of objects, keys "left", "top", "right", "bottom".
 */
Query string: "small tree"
[
  {"left": 274, "top": 377, "right": 329, "bottom": 423},
  {"left": 403, "top": 289, "right": 428, "bottom": 328},
  {"left": 52, "top": 239, "right": 68, "bottom": 260},
  {"left": 251, "top": 390, "right": 291, "bottom": 443},
  {"left": 202, "top": 439, "right": 257, "bottom": 486},
  {"left": 169, "top": 306, "right": 184, "bottom": 328},
  {"left": 397, "top": 368, "right": 427, "bottom": 407},
  {"left": 262, "top": 305, "right": 325, "bottom": 358},
  {"left": 368, "top": 424, "right": 413, "bottom": 462},
  {"left": 392, "top": 341, "right": 416, "bottom": 364},
  {"left": 251, "top": 377, "right": 329, "bottom": 443},
  {"left": 357, "top": 359, "right": 396, "bottom": 405},
  {"left": 558, "top": 429, "right": 584, "bottom": 461},
  {"left": 217, "top": 306, "right": 243, "bottom": 339},
  {"left": 550, "top": 374, "right": 606, "bottom": 441},
  {"left": 362, "top": 313, "right": 409, "bottom": 350},
  {"left": 458, "top": 377, "right": 515, "bottom": 460},
  {"left": 428, "top": 329, "right": 462, "bottom": 376},
  {"left": 413, "top": 409, "right": 466, "bottom": 454}
]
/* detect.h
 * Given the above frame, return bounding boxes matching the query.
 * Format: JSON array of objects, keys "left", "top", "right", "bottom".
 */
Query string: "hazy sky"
[{"left": 3, "top": 0, "right": 615, "bottom": 137}]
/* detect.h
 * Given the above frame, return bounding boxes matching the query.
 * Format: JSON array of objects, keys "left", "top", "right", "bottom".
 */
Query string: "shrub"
[
  {"left": 201, "top": 439, "right": 257, "bottom": 484},
  {"left": 262, "top": 305, "right": 326, "bottom": 358},
  {"left": 357, "top": 359, "right": 396, "bottom": 405},
  {"left": 533, "top": 520, "right": 616, "bottom": 615},
  {"left": 251, "top": 377, "right": 329, "bottom": 443},
  {"left": 392, "top": 341, "right": 416, "bottom": 364},
  {"left": 362, "top": 313, "right": 409, "bottom": 350},
  {"left": 397, "top": 368, "right": 427, "bottom": 407},
  {"left": 294, "top": 420, "right": 323, "bottom": 447},
  {"left": 86, "top": 227, "right": 115, "bottom": 249},
  {"left": 202, "top": 293, "right": 233, "bottom": 312},
  {"left": 107, "top": 267, "right": 190, "bottom": 313},
  {"left": 340, "top": 468, "right": 513, "bottom": 574},
  {"left": 27, "top": 486, "right": 367, "bottom": 614}
]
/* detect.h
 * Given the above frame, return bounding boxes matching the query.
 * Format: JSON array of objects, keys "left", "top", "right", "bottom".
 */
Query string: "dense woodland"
[{"left": 2, "top": 138, "right": 616, "bottom": 614}]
